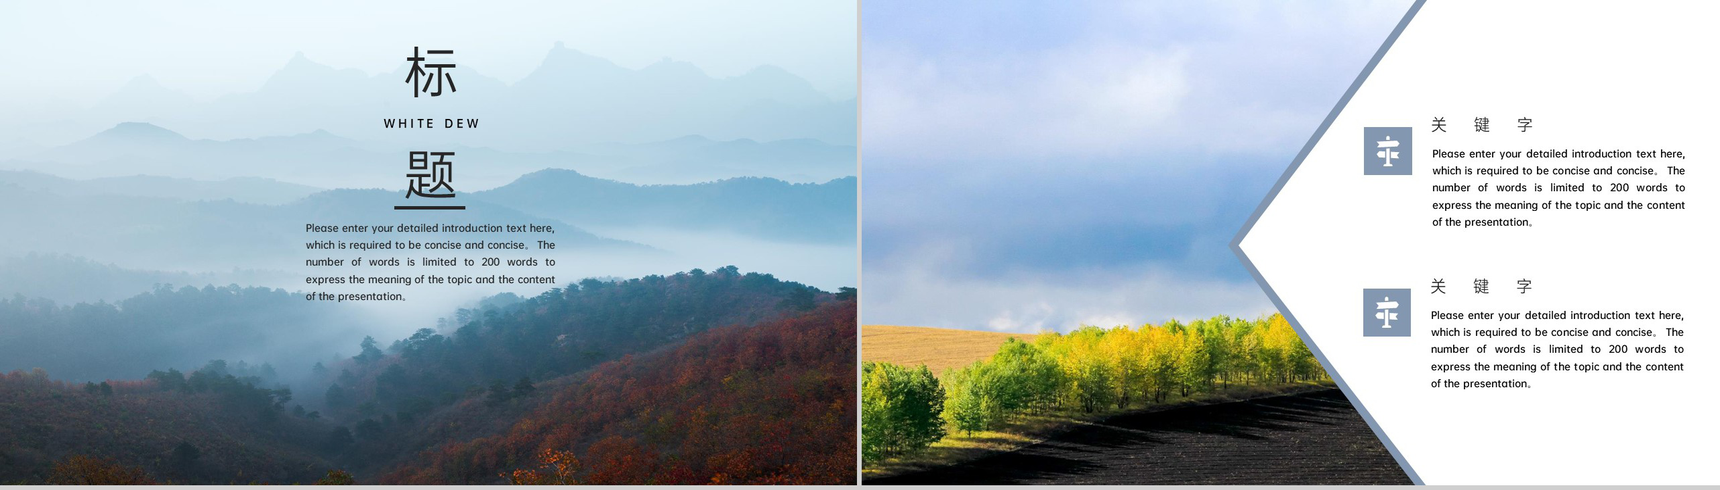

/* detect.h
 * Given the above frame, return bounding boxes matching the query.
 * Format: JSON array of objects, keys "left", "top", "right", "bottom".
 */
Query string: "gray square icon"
[
  {"left": 1363, "top": 127, "right": 1412, "bottom": 175},
  {"left": 1362, "top": 288, "right": 1410, "bottom": 337}
]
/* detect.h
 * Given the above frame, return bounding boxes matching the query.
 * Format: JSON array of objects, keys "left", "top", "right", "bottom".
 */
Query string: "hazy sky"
[
  {"left": 0, "top": 0, "right": 857, "bottom": 102},
  {"left": 861, "top": 0, "right": 1412, "bottom": 332}
]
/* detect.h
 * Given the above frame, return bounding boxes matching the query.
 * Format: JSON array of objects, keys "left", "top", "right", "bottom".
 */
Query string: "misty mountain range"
[
  {"left": 475, "top": 170, "right": 855, "bottom": 243},
  {"left": 0, "top": 42, "right": 857, "bottom": 317},
  {"left": 0, "top": 182, "right": 643, "bottom": 273},
  {"left": 0, "top": 169, "right": 319, "bottom": 205},
  {"left": 2, "top": 43, "right": 856, "bottom": 150},
  {"left": 0, "top": 163, "right": 853, "bottom": 244},
  {"left": 0, "top": 121, "right": 854, "bottom": 188},
  {"left": 0, "top": 253, "right": 289, "bottom": 305}
]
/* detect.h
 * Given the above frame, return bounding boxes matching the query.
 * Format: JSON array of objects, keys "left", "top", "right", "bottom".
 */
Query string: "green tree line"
[{"left": 861, "top": 313, "right": 1324, "bottom": 463}]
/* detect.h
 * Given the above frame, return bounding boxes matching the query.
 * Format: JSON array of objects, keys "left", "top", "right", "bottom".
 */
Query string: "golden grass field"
[
  {"left": 859, "top": 324, "right": 1344, "bottom": 481},
  {"left": 861, "top": 325, "right": 1038, "bottom": 376}
]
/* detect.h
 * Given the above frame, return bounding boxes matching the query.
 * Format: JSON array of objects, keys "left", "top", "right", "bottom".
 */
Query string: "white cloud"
[
  {"left": 860, "top": 1, "right": 1411, "bottom": 161},
  {"left": 859, "top": 1, "right": 1412, "bottom": 330},
  {"left": 863, "top": 42, "right": 1190, "bottom": 160}
]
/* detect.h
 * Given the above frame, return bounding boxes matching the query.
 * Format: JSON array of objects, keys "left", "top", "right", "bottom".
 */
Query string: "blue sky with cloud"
[{"left": 861, "top": 0, "right": 1412, "bottom": 332}]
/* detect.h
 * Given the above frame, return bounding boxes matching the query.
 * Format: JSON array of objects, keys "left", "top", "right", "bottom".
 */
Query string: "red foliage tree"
[
  {"left": 382, "top": 300, "right": 856, "bottom": 484},
  {"left": 46, "top": 455, "right": 158, "bottom": 485}
]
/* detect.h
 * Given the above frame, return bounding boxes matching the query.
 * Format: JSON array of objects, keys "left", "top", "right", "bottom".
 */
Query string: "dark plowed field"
[{"left": 869, "top": 389, "right": 1411, "bottom": 485}]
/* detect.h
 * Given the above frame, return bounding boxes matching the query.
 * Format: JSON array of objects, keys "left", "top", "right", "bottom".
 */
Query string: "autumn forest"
[{"left": 0, "top": 267, "right": 856, "bottom": 484}]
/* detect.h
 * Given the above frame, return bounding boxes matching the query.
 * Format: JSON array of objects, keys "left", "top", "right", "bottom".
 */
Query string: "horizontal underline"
[{"left": 394, "top": 205, "right": 466, "bottom": 210}]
